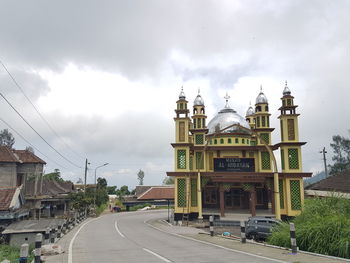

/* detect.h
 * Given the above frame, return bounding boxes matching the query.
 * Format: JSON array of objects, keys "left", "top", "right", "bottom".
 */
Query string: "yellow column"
[{"left": 197, "top": 171, "right": 203, "bottom": 220}]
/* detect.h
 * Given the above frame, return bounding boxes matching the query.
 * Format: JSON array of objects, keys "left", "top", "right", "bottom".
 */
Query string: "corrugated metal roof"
[{"left": 306, "top": 169, "right": 350, "bottom": 193}]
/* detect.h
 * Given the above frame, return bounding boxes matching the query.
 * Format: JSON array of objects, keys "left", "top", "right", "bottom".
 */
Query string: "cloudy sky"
[{"left": 0, "top": 0, "right": 349, "bottom": 189}]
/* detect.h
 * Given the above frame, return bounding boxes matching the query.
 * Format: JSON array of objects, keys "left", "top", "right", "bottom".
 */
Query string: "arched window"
[{"left": 220, "top": 138, "right": 224, "bottom": 144}]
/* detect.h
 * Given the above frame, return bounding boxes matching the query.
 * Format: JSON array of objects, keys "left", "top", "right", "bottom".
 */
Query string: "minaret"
[
  {"left": 278, "top": 81, "right": 305, "bottom": 216},
  {"left": 245, "top": 102, "right": 255, "bottom": 129},
  {"left": 191, "top": 89, "right": 208, "bottom": 170},
  {"left": 173, "top": 87, "right": 191, "bottom": 171},
  {"left": 254, "top": 86, "right": 274, "bottom": 171},
  {"left": 278, "top": 81, "right": 303, "bottom": 173}
]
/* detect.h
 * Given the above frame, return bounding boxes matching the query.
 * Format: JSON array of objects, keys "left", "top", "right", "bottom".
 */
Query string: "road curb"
[{"left": 150, "top": 219, "right": 350, "bottom": 263}]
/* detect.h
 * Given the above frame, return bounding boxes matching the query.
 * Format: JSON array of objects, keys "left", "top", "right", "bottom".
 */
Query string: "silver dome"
[
  {"left": 193, "top": 90, "right": 204, "bottom": 106},
  {"left": 179, "top": 87, "right": 186, "bottom": 99},
  {"left": 246, "top": 105, "right": 254, "bottom": 116},
  {"left": 283, "top": 81, "right": 291, "bottom": 96},
  {"left": 256, "top": 88, "right": 268, "bottom": 104},
  {"left": 207, "top": 106, "right": 251, "bottom": 135}
]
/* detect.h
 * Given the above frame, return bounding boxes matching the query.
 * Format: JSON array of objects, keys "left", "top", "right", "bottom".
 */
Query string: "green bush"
[
  {"left": 96, "top": 203, "right": 108, "bottom": 216},
  {"left": 268, "top": 196, "right": 350, "bottom": 258},
  {"left": 0, "top": 244, "right": 34, "bottom": 263}
]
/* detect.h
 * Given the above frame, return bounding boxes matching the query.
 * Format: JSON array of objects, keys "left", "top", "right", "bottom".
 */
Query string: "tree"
[
  {"left": 0, "top": 129, "right": 15, "bottom": 148},
  {"left": 44, "top": 168, "right": 63, "bottom": 182},
  {"left": 163, "top": 176, "right": 174, "bottom": 185},
  {"left": 329, "top": 132, "right": 350, "bottom": 175},
  {"left": 97, "top": 177, "right": 107, "bottom": 188},
  {"left": 107, "top": 186, "right": 117, "bottom": 195},
  {"left": 137, "top": 169, "right": 145, "bottom": 185}
]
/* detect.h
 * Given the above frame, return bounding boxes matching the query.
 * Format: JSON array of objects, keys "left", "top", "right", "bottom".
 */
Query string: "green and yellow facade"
[{"left": 167, "top": 84, "right": 311, "bottom": 220}]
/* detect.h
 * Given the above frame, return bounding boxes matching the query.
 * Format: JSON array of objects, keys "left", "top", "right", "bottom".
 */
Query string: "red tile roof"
[
  {"left": 13, "top": 150, "right": 46, "bottom": 164},
  {"left": 137, "top": 186, "right": 174, "bottom": 200},
  {"left": 0, "top": 146, "right": 46, "bottom": 164},
  {"left": 0, "top": 146, "right": 19, "bottom": 163},
  {"left": 0, "top": 187, "right": 17, "bottom": 210}
]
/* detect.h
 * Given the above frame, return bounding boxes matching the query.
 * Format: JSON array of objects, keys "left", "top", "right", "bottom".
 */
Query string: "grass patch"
[
  {"left": 96, "top": 203, "right": 108, "bottom": 216},
  {"left": 268, "top": 196, "right": 350, "bottom": 258},
  {"left": 0, "top": 244, "right": 34, "bottom": 263}
]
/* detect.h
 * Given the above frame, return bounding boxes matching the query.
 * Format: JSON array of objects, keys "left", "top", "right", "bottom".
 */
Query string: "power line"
[
  {"left": 0, "top": 59, "right": 86, "bottom": 161},
  {"left": 0, "top": 92, "right": 82, "bottom": 168},
  {"left": 0, "top": 117, "right": 69, "bottom": 170}
]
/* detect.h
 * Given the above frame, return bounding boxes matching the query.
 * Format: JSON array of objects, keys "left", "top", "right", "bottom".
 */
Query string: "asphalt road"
[{"left": 68, "top": 210, "right": 283, "bottom": 263}]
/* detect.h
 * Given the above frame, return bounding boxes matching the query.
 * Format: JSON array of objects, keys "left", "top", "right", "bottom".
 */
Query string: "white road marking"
[
  {"left": 114, "top": 220, "right": 125, "bottom": 238},
  {"left": 143, "top": 248, "right": 172, "bottom": 262},
  {"left": 68, "top": 218, "right": 98, "bottom": 263},
  {"left": 145, "top": 220, "right": 286, "bottom": 263}
]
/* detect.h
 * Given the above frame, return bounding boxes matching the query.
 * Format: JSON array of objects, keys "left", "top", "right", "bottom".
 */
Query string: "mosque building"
[{"left": 167, "top": 82, "right": 312, "bottom": 220}]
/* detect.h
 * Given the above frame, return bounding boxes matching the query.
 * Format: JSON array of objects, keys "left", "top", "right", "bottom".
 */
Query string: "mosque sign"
[{"left": 214, "top": 158, "right": 255, "bottom": 172}]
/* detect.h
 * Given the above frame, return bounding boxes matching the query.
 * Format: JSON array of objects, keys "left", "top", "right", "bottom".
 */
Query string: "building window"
[
  {"left": 180, "top": 103, "right": 183, "bottom": 110},
  {"left": 235, "top": 138, "right": 239, "bottom": 143},
  {"left": 196, "top": 152, "right": 204, "bottom": 169},
  {"left": 204, "top": 188, "right": 217, "bottom": 204},
  {"left": 279, "top": 179, "right": 284, "bottom": 209},
  {"left": 203, "top": 119, "right": 205, "bottom": 127},
  {"left": 247, "top": 139, "right": 250, "bottom": 144},
  {"left": 287, "top": 99, "right": 292, "bottom": 106},
  {"left": 261, "top": 151, "right": 271, "bottom": 170},
  {"left": 228, "top": 138, "right": 232, "bottom": 144},
  {"left": 179, "top": 121, "right": 185, "bottom": 142},
  {"left": 281, "top": 149, "right": 285, "bottom": 170},
  {"left": 290, "top": 180, "right": 301, "bottom": 210},
  {"left": 265, "top": 105, "right": 269, "bottom": 112},
  {"left": 193, "top": 120, "right": 196, "bottom": 129},
  {"left": 177, "top": 178, "right": 186, "bottom": 207},
  {"left": 214, "top": 139, "right": 217, "bottom": 144},
  {"left": 262, "top": 116, "right": 266, "bottom": 127},
  {"left": 195, "top": 134, "right": 204, "bottom": 145},
  {"left": 197, "top": 118, "right": 201, "bottom": 129},
  {"left": 288, "top": 148, "right": 299, "bottom": 169},
  {"left": 189, "top": 156, "right": 193, "bottom": 170},
  {"left": 242, "top": 138, "right": 245, "bottom": 144},
  {"left": 260, "top": 133, "right": 269, "bottom": 144},
  {"left": 256, "top": 117, "right": 260, "bottom": 127},
  {"left": 191, "top": 179, "right": 197, "bottom": 206},
  {"left": 177, "top": 150, "right": 186, "bottom": 169},
  {"left": 287, "top": 119, "right": 295, "bottom": 140},
  {"left": 220, "top": 138, "right": 224, "bottom": 144}
]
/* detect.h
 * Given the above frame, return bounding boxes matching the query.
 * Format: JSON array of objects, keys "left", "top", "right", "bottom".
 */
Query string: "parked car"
[{"left": 246, "top": 216, "right": 281, "bottom": 241}]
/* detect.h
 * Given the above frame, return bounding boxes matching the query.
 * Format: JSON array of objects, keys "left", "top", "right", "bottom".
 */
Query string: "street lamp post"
[{"left": 94, "top": 163, "right": 109, "bottom": 211}]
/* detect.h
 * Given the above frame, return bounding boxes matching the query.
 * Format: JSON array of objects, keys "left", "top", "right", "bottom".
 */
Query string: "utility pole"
[
  {"left": 84, "top": 158, "right": 88, "bottom": 192},
  {"left": 320, "top": 147, "right": 328, "bottom": 178}
]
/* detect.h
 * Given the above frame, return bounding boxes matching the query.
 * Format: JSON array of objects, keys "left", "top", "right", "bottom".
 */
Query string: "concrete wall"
[
  {"left": 9, "top": 232, "right": 43, "bottom": 247},
  {"left": 0, "top": 163, "right": 17, "bottom": 187}
]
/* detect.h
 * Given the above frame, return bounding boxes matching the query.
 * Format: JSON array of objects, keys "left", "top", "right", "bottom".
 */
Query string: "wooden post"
[{"left": 219, "top": 185, "right": 225, "bottom": 217}]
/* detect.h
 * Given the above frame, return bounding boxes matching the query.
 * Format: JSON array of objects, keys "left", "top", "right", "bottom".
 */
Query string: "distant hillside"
[{"left": 304, "top": 171, "right": 326, "bottom": 187}]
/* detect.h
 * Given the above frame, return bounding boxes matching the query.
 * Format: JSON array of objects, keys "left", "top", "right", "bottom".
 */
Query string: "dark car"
[{"left": 246, "top": 216, "right": 281, "bottom": 241}]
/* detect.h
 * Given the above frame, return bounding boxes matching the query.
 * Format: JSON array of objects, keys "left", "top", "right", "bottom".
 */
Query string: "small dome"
[
  {"left": 256, "top": 86, "right": 268, "bottom": 104},
  {"left": 283, "top": 81, "right": 291, "bottom": 96},
  {"left": 246, "top": 106, "right": 254, "bottom": 116},
  {"left": 193, "top": 90, "right": 204, "bottom": 106},
  {"left": 207, "top": 107, "right": 251, "bottom": 135},
  {"left": 179, "top": 87, "right": 186, "bottom": 99}
]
